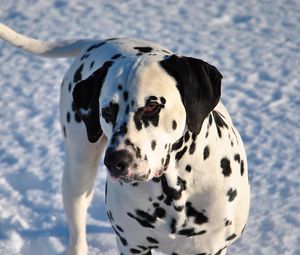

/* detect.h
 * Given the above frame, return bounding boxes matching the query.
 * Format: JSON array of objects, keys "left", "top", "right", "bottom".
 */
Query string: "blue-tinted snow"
[{"left": 0, "top": 1, "right": 299, "bottom": 254}]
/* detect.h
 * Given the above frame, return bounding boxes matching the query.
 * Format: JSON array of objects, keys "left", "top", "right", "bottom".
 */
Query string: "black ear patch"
[
  {"left": 160, "top": 55, "right": 223, "bottom": 135},
  {"left": 72, "top": 61, "right": 113, "bottom": 143}
]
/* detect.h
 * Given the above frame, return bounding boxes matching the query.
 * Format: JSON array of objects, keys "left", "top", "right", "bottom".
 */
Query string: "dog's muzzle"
[{"left": 104, "top": 148, "right": 133, "bottom": 178}]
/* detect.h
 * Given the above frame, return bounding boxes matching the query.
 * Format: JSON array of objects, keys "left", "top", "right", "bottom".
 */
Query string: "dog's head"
[{"left": 73, "top": 54, "right": 222, "bottom": 183}]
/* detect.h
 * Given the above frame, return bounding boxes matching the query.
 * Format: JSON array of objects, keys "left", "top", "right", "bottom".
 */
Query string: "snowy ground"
[{"left": 0, "top": 0, "right": 299, "bottom": 254}]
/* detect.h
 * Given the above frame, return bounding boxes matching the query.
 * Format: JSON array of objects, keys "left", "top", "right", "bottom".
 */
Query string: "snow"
[{"left": 0, "top": 0, "right": 299, "bottom": 254}]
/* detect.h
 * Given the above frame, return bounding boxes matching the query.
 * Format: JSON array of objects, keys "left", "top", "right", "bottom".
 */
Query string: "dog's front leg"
[{"left": 62, "top": 135, "right": 107, "bottom": 255}]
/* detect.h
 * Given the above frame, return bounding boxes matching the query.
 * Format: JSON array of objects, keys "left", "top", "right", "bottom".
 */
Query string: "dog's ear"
[
  {"left": 72, "top": 61, "right": 113, "bottom": 143},
  {"left": 160, "top": 55, "right": 223, "bottom": 135}
]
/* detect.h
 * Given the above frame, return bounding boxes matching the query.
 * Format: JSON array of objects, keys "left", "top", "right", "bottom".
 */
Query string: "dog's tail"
[{"left": 0, "top": 23, "right": 93, "bottom": 58}]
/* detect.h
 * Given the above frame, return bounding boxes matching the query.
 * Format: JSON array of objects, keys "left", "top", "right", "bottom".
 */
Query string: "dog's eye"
[
  {"left": 143, "top": 102, "right": 160, "bottom": 115},
  {"left": 102, "top": 107, "right": 113, "bottom": 119}
]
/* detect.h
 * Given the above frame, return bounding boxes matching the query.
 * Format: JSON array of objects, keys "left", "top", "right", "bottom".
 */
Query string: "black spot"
[
  {"left": 151, "top": 140, "right": 156, "bottom": 150},
  {"left": 184, "top": 131, "right": 190, "bottom": 142},
  {"left": 130, "top": 248, "right": 141, "bottom": 254},
  {"left": 90, "top": 61, "right": 94, "bottom": 69},
  {"left": 135, "top": 147, "right": 142, "bottom": 159},
  {"left": 68, "top": 82, "right": 72, "bottom": 92},
  {"left": 172, "top": 120, "right": 177, "bottom": 130},
  {"left": 131, "top": 100, "right": 135, "bottom": 106},
  {"left": 134, "top": 46, "right": 153, "bottom": 53},
  {"left": 66, "top": 112, "right": 71, "bottom": 123},
  {"left": 186, "top": 202, "right": 208, "bottom": 225},
  {"left": 212, "top": 111, "right": 228, "bottom": 138},
  {"left": 226, "top": 233, "right": 237, "bottom": 241},
  {"left": 137, "top": 246, "right": 147, "bottom": 251},
  {"left": 240, "top": 160, "right": 245, "bottom": 176},
  {"left": 74, "top": 64, "right": 84, "bottom": 83},
  {"left": 125, "top": 138, "right": 134, "bottom": 147},
  {"left": 125, "top": 104, "right": 130, "bottom": 115},
  {"left": 135, "top": 210, "right": 156, "bottom": 223},
  {"left": 177, "top": 176, "right": 186, "bottom": 190},
  {"left": 111, "top": 53, "right": 122, "bottom": 59},
  {"left": 105, "top": 181, "right": 107, "bottom": 203},
  {"left": 189, "top": 133, "right": 197, "bottom": 154},
  {"left": 112, "top": 225, "right": 128, "bottom": 246},
  {"left": 116, "top": 225, "right": 124, "bottom": 232},
  {"left": 241, "top": 224, "right": 247, "bottom": 234},
  {"left": 123, "top": 91, "right": 129, "bottom": 101},
  {"left": 227, "top": 188, "right": 238, "bottom": 202},
  {"left": 157, "top": 194, "right": 164, "bottom": 201},
  {"left": 209, "top": 114, "right": 213, "bottom": 126},
  {"left": 161, "top": 49, "right": 172, "bottom": 54},
  {"left": 203, "top": 146, "right": 210, "bottom": 160},
  {"left": 225, "top": 219, "right": 232, "bottom": 226},
  {"left": 185, "top": 165, "right": 192, "bottom": 173},
  {"left": 154, "top": 207, "right": 166, "bottom": 219},
  {"left": 127, "top": 212, "right": 155, "bottom": 229},
  {"left": 160, "top": 97, "right": 166, "bottom": 104},
  {"left": 63, "top": 126, "right": 67, "bottom": 138},
  {"left": 148, "top": 245, "right": 159, "bottom": 250},
  {"left": 118, "top": 84, "right": 123, "bottom": 90},
  {"left": 234, "top": 154, "right": 241, "bottom": 163},
  {"left": 107, "top": 211, "right": 114, "bottom": 222},
  {"left": 175, "top": 146, "right": 187, "bottom": 161},
  {"left": 205, "top": 127, "right": 209, "bottom": 138},
  {"left": 136, "top": 52, "right": 143, "bottom": 56},
  {"left": 232, "top": 127, "right": 239, "bottom": 145},
  {"left": 220, "top": 157, "right": 232, "bottom": 177},
  {"left": 172, "top": 137, "right": 184, "bottom": 151},
  {"left": 80, "top": 54, "right": 89, "bottom": 61},
  {"left": 189, "top": 141, "right": 196, "bottom": 154},
  {"left": 177, "top": 228, "right": 207, "bottom": 237},
  {"left": 86, "top": 41, "right": 106, "bottom": 52},
  {"left": 174, "top": 205, "right": 184, "bottom": 211},
  {"left": 102, "top": 102, "right": 119, "bottom": 126},
  {"left": 170, "top": 218, "right": 177, "bottom": 233},
  {"left": 161, "top": 175, "right": 186, "bottom": 205},
  {"left": 215, "top": 247, "right": 227, "bottom": 255},
  {"left": 146, "top": 237, "right": 159, "bottom": 244}
]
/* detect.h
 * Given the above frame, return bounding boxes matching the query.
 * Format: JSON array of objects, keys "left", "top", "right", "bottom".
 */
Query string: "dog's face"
[
  {"left": 100, "top": 58, "right": 186, "bottom": 182},
  {"left": 73, "top": 55, "right": 223, "bottom": 183}
]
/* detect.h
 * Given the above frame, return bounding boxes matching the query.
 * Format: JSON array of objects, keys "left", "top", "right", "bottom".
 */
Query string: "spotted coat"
[{"left": 59, "top": 38, "right": 250, "bottom": 255}]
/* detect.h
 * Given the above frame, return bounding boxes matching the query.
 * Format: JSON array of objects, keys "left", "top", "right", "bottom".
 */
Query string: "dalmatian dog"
[{"left": 0, "top": 23, "right": 250, "bottom": 255}]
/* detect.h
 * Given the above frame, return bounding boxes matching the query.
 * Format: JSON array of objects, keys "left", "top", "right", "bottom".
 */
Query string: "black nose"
[{"left": 104, "top": 148, "right": 133, "bottom": 177}]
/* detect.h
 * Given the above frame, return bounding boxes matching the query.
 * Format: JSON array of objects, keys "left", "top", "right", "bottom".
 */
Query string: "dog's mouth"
[{"left": 107, "top": 167, "right": 165, "bottom": 184}]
